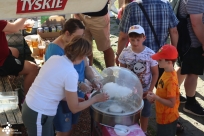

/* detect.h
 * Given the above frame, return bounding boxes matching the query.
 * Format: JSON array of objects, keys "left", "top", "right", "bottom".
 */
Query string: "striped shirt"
[
  {"left": 179, "top": 0, "right": 204, "bottom": 48},
  {"left": 119, "top": 0, "right": 179, "bottom": 52}
]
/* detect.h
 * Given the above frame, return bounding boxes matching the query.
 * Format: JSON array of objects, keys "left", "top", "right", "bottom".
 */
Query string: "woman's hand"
[
  {"left": 93, "top": 93, "right": 109, "bottom": 102},
  {"left": 79, "top": 82, "right": 93, "bottom": 93},
  {"left": 23, "top": 19, "right": 34, "bottom": 29},
  {"left": 23, "top": 23, "right": 30, "bottom": 29},
  {"left": 74, "top": 14, "right": 81, "bottom": 20}
]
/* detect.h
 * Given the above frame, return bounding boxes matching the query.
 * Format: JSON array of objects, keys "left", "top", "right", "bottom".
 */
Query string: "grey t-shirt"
[{"left": 179, "top": 0, "right": 204, "bottom": 48}]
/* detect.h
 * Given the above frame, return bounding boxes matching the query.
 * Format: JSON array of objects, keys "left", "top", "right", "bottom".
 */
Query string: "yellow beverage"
[
  {"left": 38, "top": 45, "right": 45, "bottom": 58},
  {"left": 25, "top": 19, "right": 34, "bottom": 33},
  {"left": 32, "top": 40, "right": 38, "bottom": 48},
  {"left": 26, "top": 27, "right": 33, "bottom": 33},
  {"left": 31, "top": 35, "right": 39, "bottom": 48}
]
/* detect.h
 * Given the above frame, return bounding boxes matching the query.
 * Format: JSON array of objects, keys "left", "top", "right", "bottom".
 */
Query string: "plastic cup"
[
  {"left": 31, "top": 35, "right": 39, "bottom": 48},
  {"left": 38, "top": 41, "right": 46, "bottom": 58},
  {"left": 38, "top": 46, "right": 45, "bottom": 58},
  {"left": 25, "top": 19, "right": 35, "bottom": 33}
]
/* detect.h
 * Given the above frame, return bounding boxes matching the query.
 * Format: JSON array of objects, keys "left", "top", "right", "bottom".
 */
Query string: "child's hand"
[
  {"left": 143, "top": 90, "right": 152, "bottom": 99},
  {"left": 147, "top": 92, "right": 156, "bottom": 103}
]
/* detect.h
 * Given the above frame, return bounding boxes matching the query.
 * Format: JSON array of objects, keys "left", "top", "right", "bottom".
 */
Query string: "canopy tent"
[{"left": 0, "top": 0, "right": 107, "bottom": 19}]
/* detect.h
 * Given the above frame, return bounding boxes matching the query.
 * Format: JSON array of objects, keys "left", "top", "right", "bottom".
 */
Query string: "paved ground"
[{"left": 109, "top": 16, "right": 204, "bottom": 136}]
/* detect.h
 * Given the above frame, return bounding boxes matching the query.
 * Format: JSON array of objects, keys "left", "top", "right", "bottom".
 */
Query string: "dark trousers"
[{"left": 157, "top": 119, "right": 177, "bottom": 136}]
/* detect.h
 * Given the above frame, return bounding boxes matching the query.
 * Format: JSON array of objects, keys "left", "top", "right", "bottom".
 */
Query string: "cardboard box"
[
  {"left": 38, "top": 32, "right": 60, "bottom": 39},
  {"left": 38, "top": 15, "right": 65, "bottom": 41},
  {"left": 41, "top": 15, "right": 65, "bottom": 27},
  {"left": 37, "top": 32, "right": 60, "bottom": 42}
]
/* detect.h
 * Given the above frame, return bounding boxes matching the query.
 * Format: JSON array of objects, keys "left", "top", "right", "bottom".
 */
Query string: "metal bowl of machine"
[{"left": 90, "top": 67, "right": 144, "bottom": 126}]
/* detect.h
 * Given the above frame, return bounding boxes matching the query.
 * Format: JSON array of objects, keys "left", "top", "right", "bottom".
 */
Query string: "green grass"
[
  {"left": 92, "top": 40, "right": 117, "bottom": 72},
  {"left": 92, "top": 40, "right": 105, "bottom": 71},
  {"left": 147, "top": 126, "right": 157, "bottom": 136}
]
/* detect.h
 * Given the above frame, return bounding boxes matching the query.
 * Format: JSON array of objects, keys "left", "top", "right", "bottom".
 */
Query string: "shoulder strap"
[
  {"left": 138, "top": 3, "right": 160, "bottom": 46},
  {"left": 170, "top": 0, "right": 180, "bottom": 14}
]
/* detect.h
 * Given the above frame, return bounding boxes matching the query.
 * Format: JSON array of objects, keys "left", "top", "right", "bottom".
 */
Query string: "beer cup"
[
  {"left": 25, "top": 19, "right": 34, "bottom": 33},
  {"left": 31, "top": 35, "right": 39, "bottom": 48},
  {"left": 38, "top": 42, "right": 46, "bottom": 58}
]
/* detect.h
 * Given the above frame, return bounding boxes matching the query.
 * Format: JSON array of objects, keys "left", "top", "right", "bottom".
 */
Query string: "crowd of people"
[
  {"left": 115, "top": 0, "right": 204, "bottom": 135},
  {"left": 0, "top": 0, "right": 203, "bottom": 136}
]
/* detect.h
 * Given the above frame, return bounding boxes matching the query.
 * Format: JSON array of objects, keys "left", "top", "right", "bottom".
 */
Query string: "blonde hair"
[{"left": 64, "top": 36, "right": 92, "bottom": 62}]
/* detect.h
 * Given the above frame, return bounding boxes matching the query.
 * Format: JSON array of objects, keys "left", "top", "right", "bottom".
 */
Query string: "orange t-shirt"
[{"left": 155, "top": 71, "right": 180, "bottom": 124}]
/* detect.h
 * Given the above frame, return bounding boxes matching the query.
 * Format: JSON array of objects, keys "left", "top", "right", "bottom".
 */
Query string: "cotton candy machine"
[{"left": 90, "top": 67, "right": 144, "bottom": 127}]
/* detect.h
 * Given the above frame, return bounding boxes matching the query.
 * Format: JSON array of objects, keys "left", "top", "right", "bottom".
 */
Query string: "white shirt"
[
  {"left": 26, "top": 55, "right": 78, "bottom": 116},
  {"left": 119, "top": 46, "right": 158, "bottom": 91}
]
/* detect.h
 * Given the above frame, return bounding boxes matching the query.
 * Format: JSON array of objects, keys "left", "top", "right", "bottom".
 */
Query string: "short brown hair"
[
  {"left": 128, "top": 33, "right": 144, "bottom": 38},
  {"left": 165, "top": 59, "right": 177, "bottom": 63},
  {"left": 64, "top": 36, "right": 92, "bottom": 62},
  {"left": 60, "top": 18, "right": 85, "bottom": 35}
]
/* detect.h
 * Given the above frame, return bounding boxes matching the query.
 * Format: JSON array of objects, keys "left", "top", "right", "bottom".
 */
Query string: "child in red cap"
[{"left": 147, "top": 44, "right": 180, "bottom": 136}]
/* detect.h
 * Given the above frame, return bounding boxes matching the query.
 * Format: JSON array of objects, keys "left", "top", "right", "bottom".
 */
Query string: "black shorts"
[
  {"left": 0, "top": 51, "right": 24, "bottom": 76},
  {"left": 180, "top": 46, "right": 204, "bottom": 75}
]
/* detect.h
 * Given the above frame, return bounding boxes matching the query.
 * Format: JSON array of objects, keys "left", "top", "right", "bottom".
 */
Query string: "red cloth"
[{"left": 0, "top": 20, "right": 9, "bottom": 66}]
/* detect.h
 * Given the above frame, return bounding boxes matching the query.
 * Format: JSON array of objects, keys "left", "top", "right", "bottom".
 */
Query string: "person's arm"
[
  {"left": 169, "top": 27, "right": 178, "bottom": 48},
  {"left": 147, "top": 92, "right": 176, "bottom": 108},
  {"left": 116, "top": 32, "right": 128, "bottom": 65},
  {"left": 74, "top": 58, "right": 93, "bottom": 93},
  {"left": 154, "top": 94, "right": 176, "bottom": 108},
  {"left": 3, "top": 18, "right": 27, "bottom": 33},
  {"left": 190, "top": 14, "right": 204, "bottom": 51},
  {"left": 149, "top": 65, "right": 158, "bottom": 92},
  {"left": 119, "top": 63, "right": 127, "bottom": 68},
  {"left": 82, "top": 58, "right": 102, "bottom": 90},
  {"left": 73, "top": 14, "right": 81, "bottom": 20},
  {"left": 84, "top": 58, "right": 95, "bottom": 81},
  {"left": 143, "top": 65, "right": 158, "bottom": 99},
  {"left": 65, "top": 91, "right": 108, "bottom": 113}
]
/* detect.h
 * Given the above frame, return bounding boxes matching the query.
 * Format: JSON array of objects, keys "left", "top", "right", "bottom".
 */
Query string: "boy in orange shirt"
[{"left": 147, "top": 44, "right": 180, "bottom": 136}]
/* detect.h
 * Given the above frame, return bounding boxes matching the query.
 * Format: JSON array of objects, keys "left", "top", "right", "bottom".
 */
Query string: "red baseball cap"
[{"left": 151, "top": 44, "right": 178, "bottom": 60}]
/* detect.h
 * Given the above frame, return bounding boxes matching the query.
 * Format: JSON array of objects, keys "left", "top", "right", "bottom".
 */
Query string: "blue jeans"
[{"left": 53, "top": 91, "right": 85, "bottom": 132}]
